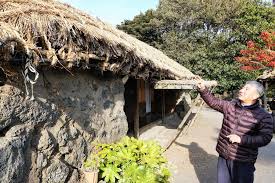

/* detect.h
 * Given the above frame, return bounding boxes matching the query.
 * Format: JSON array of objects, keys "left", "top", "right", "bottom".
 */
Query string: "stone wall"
[{"left": 0, "top": 70, "right": 128, "bottom": 183}]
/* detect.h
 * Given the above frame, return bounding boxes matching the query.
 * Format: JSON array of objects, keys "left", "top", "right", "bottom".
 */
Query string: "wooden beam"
[
  {"left": 155, "top": 84, "right": 194, "bottom": 90},
  {"left": 154, "top": 80, "right": 217, "bottom": 90},
  {"left": 165, "top": 95, "right": 202, "bottom": 150},
  {"left": 134, "top": 79, "right": 140, "bottom": 138},
  {"left": 155, "top": 80, "right": 195, "bottom": 90}
]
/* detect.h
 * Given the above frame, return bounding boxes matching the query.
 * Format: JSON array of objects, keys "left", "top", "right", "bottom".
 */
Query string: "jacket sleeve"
[
  {"left": 240, "top": 114, "right": 273, "bottom": 148},
  {"left": 198, "top": 88, "right": 230, "bottom": 113}
]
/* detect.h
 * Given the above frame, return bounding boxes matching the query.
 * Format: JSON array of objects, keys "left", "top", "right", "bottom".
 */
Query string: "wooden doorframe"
[
  {"left": 145, "top": 81, "right": 152, "bottom": 113},
  {"left": 134, "top": 79, "right": 140, "bottom": 138}
]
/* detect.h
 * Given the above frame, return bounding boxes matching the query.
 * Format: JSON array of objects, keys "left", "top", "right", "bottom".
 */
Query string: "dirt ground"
[{"left": 165, "top": 106, "right": 275, "bottom": 183}]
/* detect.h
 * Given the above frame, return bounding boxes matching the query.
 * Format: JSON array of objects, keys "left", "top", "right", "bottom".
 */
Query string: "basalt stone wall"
[{"left": 0, "top": 70, "right": 128, "bottom": 183}]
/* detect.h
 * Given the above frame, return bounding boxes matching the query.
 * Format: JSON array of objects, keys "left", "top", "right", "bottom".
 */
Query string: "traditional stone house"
[{"left": 0, "top": 0, "right": 198, "bottom": 182}]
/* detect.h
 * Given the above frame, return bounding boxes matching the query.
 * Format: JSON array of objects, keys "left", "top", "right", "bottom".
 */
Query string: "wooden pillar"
[
  {"left": 161, "top": 90, "right": 166, "bottom": 122},
  {"left": 145, "top": 81, "right": 152, "bottom": 113},
  {"left": 134, "top": 79, "right": 140, "bottom": 138}
]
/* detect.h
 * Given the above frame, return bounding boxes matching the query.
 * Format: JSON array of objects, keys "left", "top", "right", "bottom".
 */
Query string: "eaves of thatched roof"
[
  {"left": 257, "top": 69, "right": 275, "bottom": 81},
  {"left": 0, "top": 0, "right": 195, "bottom": 81}
]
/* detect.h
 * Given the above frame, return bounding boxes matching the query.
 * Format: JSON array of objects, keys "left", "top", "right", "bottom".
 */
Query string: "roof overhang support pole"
[
  {"left": 145, "top": 81, "right": 152, "bottom": 113},
  {"left": 134, "top": 79, "right": 140, "bottom": 138},
  {"left": 162, "top": 90, "right": 166, "bottom": 123}
]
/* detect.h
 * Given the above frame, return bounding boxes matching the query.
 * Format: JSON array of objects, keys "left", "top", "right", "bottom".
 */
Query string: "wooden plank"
[
  {"left": 156, "top": 80, "right": 199, "bottom": 85},
  {"left": 177, "top": 107, "right": 193, "bottom": 130},
  {"left": 155, "top": 80, "right": 195, "bottom": 90},
  {"left": 154, "top": 80, "right": 217, "bottom": 90},
  {"left": 155, "top": 84, "right": 194, "bottom": 90},
  {"left": 134, "top": 79, "right": 140, "bottom": 138},
  {"left": 165, "top": 95, "right": 202, "bottom": 150}
]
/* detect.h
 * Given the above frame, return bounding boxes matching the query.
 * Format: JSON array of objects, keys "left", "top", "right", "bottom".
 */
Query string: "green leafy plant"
[{"left": 85, "top": 137, "right": 171, "bottom": 183}]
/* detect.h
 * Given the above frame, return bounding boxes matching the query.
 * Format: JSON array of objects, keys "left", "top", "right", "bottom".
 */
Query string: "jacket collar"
[{"left": 233, "top": 99, "right": 260, "bottom": 110}]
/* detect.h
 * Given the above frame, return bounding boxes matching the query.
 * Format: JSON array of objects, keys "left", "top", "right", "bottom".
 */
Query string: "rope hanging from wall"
[{"left": 22, "top": 59, "right": 39, "bottom": 100}]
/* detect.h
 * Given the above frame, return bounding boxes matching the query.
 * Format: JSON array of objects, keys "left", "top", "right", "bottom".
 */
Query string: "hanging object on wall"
[
  {"left": 22, "top": 60, "right": 39, "bottom": 100},
  {"left": 0, "top": 67, "right": 7, "bottom": 86}
]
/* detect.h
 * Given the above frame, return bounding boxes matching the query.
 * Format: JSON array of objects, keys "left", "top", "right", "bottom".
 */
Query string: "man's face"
[{"left": 238, "top": 84, "right": 259, "bottom": 102}]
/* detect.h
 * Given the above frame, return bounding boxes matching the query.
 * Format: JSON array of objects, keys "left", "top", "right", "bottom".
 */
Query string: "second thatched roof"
[
  {"left": 0, "top": 0, "right": 196, "bottom": 81},
  {"left": 258, "top": 69, "right": 275, "bottom": 81}
]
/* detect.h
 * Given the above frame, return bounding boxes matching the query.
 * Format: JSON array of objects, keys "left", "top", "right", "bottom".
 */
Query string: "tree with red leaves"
[{"left": 235, "top": 31, "right": 275, "bottom": 71}]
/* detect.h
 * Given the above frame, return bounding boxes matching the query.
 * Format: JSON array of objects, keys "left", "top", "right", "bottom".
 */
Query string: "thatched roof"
[
  {"left": 257, "top": 69, "right": 275, "bottom": 81},
  {"left": 0, "top": 0, "right": 195, "bottom": 81}
]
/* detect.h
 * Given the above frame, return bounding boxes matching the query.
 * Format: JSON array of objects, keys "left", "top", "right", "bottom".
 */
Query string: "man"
[{"left": 196, "top": 80, "right": 273, "bottom": 183}]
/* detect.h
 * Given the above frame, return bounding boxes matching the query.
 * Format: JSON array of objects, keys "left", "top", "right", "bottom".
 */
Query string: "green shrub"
[{"left": 84, "top": 137, "right": 171, "bottom": 183}]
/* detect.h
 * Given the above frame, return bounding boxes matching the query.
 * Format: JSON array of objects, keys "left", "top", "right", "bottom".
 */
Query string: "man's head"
[{"left": 238, "top": 81, "right": 264, "bottom": 104}]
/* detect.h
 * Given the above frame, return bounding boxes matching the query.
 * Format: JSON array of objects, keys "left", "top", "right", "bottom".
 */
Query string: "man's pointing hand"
[{"left": 227, "top": 134, "right": 241, "bottom": 144}]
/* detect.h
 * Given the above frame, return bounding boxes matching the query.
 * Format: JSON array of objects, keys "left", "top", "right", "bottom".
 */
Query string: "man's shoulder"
[
  {"left": 255, "top": 106, "right": 269, "bottom": 114},
  {"left": 231, "top": 99, "right": 238, "bottom": 104},
  {"left": 255, "top": 107, "right": 272, "bottom": 119},
  {"left": 227, "top": 99, "right": 238, "bottom": 107}
]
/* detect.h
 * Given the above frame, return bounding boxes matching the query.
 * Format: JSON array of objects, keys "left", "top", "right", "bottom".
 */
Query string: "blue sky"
[{"left": 61, "top": 0, "right": 159, "bottom": 25}]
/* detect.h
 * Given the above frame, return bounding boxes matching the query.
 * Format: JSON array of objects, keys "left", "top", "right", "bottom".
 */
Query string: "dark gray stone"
[
  {"left": 64, "top": 138, "right": 86, "bottom": 168},
  {"left": 103, "top": 100, "right": 114, "bottom": 109},
  {"left": 38, "top": 130, "right": 56, "bottom": 157},
  {"left": 0, "top": 71, "right": 128, "bottom": 182},
  {"left": 101, "top": 89, "right": 109, "bottom": 99},
  {"left": 37, "top": 153, "right": 48, "bottom": 169},
  {"left": 44, "top": 160, "right": 70, "bottom": 183},
  {"left": 67, "top": 169, "right": 80, "bottom": 183},
  {"left": 0, "top": 127, "right": 31, "bottom": 183}
]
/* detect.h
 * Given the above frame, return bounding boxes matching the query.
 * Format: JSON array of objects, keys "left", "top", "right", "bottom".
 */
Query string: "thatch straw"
[
  {"left": 258, "top": 69, "right": 275, "bottom": 80},
  {"left": 0, "top": 0, "right": 195, "bottom": 80}
]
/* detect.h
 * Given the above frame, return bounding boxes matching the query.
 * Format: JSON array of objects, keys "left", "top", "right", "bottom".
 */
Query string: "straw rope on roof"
[{"left": 0, "top": 0, "right": 195, "bottom": 81}]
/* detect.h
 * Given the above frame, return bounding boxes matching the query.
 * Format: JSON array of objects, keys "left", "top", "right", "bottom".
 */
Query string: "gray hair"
[{"left": 245, "top": 81, "right": 265, "bottom": 98}]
